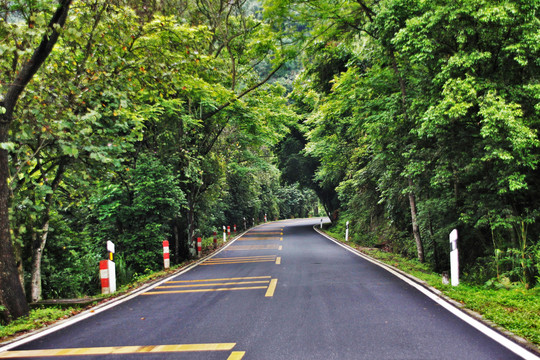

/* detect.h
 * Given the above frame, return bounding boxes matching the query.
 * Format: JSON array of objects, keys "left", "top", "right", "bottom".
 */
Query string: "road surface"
[{"left": 0, "top": 218, "right": 537, "bottom": 359}]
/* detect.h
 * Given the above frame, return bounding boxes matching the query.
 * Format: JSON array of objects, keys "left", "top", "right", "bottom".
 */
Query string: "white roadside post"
[
  {"left": 345, "top": 221, "right": 350, "bottom": 242},
  {"left": 320, "top": 218, "right": 323, "bottom": 229},
  {"left": 223, "top": 226, "right": 227, "bottom": 243},
  {"left": 100, "top": 241, "right": 116, "bottom": 294},
  {"left": 449, "top": 229, "right": 459, "bottom": 286},
  {"left": 107, "top": 241, "right": 116, "bottom": 293}
]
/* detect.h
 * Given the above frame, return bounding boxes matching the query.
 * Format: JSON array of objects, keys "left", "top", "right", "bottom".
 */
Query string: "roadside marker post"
[
  {"left": 213, "top": 231, "right": 217, "bottom": 248},
  {"left": 320, "top": 219, "right": 323, "bottom": 229},
  {"left": 264, "top": 213, "right": 267, "bottom": 222},
  {"left": 345, "top": 221, "right": 349, "bottom": 242},
  {"left": 163, "top": 240, "right": 170, "bottom": 269},
  {"left": 99, "top": 259, "right": 116, "bottom": 294},
  {"left": 234, "top": 224, "right": 237, "bottom": 234},
  {"left": 197, "top": 237, "right": 202, "bottom": 257},
  {"left": 227, "top": 225, "right": 231, "bottom": 239},
  {"left": 223, "top": 226, "right": 227, "bottom": 243},
  {"left": 449, "top": 229, "right": 459, "bottom": 286},
  {"left": 107, "top": 240, "right": 115, "bottom": 261},
  {"left": 243, "top": 217, "right": 246, "bottom": 230},
  {"left": 99, "top": 241, "right": 116, "bottom": 294}
]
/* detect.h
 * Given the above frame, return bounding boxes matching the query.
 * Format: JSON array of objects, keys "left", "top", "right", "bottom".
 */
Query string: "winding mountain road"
[{"left": 1, "top": 218, "right": 537, "bottom": 359}]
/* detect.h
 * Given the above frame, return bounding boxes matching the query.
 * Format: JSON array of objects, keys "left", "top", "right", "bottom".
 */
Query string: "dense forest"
[{"left": 0, "top": 0, "right": 539, "bottom": 324}]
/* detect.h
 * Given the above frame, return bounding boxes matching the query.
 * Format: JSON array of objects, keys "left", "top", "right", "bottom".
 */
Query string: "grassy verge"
[{"left": 325, "top": 227, "right": 540, "bottom": 348}]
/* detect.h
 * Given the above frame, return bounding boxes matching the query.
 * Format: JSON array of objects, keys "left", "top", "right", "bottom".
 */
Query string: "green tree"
[
  {"left": 87, "top": 154, "right": 184, "bottom": 274},
  {"left": 9, "top": 1, "right": 146, "bottom": 301},
  {"left": 0, "top": 0, "right": 72, "bottom": 322}
]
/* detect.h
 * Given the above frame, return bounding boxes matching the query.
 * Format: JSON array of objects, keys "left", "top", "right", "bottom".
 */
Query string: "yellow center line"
[
  {"left": 265, "top": 279, "right": 278, "bottom": 297},
  {"left": 157, "top": 281, "right": 270, "bottom": 288},
  {"left": 204, "top": 256, "right": 276, "bottom": 262},
  {"left": 227, "top": 351, "right": 246, "bottom": 360},
  {"left": 205, "top": 255, "right": 276, "bottom": 263},
  {"left": 0, "top": 344, "right": 237, "bottom": 358},
  {"left": 202, "top": 259, "right": 277, "bottom": 265},
  {"left": 210, "top": 256, "right": 275, "bottom": 260},
  {"left": 275, "top": 257, "right": 281, "bottom": 265},
  {"left": 143, "top": 286, "right": 268, "bottom": 295},
  {"left": 244, "top": 232, "right": 281, "bottom": 235},
  {"left": 167, "top": 276, "right": 271, "bottom": 283},
  {"left": 237, "top": 237, "right": 280, "bottom": 241},
  {"left": 226, "top": 245, "right": 280, "bottom": 250}
]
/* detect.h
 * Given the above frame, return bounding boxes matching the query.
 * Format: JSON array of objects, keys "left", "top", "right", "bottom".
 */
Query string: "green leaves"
[{"left": 281, "top": 0, "right": 540, "bottom": 283}]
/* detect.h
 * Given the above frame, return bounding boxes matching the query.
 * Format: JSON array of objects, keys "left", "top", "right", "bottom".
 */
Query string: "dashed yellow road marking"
[
  {"left": 275, "top": 257, "right": 281, "bottom": 265},
  {"left": 167, "top": 276, "right": 270, "bottom": 283},
  {"left": 143, "top": 276, "right": 278, "bottom": 296},
  {"left": 201, "top": 255, "right": 277, "bottom": 265},
  {"left": 243, "top": 231, "right": 282, "bottom": 235},
  {"left": 157, "top": 281, "right": 270, "bottom": 288},
  {"left": 143, "top": 287, "right": 268, "bottom": 295},
  {"left": 204, "top": 256, "right": 276, "bottom": 261},
  {"left": 265, "top": 279, "right": 278, "bottom": 297},
  {"left": 228, "top": 351, "right": 246, "bottom": 359},
  {"left": 0, "top": 344, "right": 237, "bottom": 358},
  {"left": 226, "top": 244, "right": 280, "bottom": 251},
  {"left": 201, "top": 259, "right": 276, "bottom": 265},
  {"left": 237, "top": 237, "right": 280, "bottom": 241}
]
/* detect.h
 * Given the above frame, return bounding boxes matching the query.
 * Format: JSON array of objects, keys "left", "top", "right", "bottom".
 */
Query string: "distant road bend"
[{"left": 1, "top": 218, "right": 539, "bottom": 359}]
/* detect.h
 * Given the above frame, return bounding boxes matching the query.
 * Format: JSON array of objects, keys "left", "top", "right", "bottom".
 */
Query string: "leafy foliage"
[{"left": 272, "top": 0, "right": 540, "bottom": 287}]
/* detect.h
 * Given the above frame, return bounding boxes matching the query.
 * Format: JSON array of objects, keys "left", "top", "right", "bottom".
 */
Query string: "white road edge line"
[
  {"left": 314, "top": 225, "right": 540, "bottom": 360},
  {"left": 0, "top": 225, "right": 266, "bottom": 353}
]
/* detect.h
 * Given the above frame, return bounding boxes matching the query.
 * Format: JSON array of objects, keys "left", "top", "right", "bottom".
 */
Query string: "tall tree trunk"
[
  {"left": 186, "top": 192, "right": 196, "bottom": 257},
  {"left": 408, "top": 177, "right": 424, "bottom": 263},
  {"left": 30, "top": 163, "right": 66, "bottom": 302},
  {"left": 30, "top": 221, "right": 49, "bottom": 302},
  {"left": 0, "top": 0, "right": 72, "bottom": 322},
  {"left": 388, "top": 50, "right": 425, "bottom": 263},
  {"left": 0, "top": 124, "right": 29, "bottom": 322}
]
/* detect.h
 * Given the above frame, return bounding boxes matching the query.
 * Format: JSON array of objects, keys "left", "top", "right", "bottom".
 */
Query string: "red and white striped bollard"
[
  {"left": 163, "top": 240, "right": 170, "bottom": 269},
  {"left": 99, "top": 260, "right": 116, "bottom": 294}
]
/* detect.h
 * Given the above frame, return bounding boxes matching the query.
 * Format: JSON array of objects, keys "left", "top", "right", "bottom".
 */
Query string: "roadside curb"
[{"left": 313, "top": 226, "right": 540, "bottom": 359}]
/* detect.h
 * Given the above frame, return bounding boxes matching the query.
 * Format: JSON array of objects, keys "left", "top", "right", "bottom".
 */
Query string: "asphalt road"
[{"left": 0, "top": 218, "right": 537, "bottom": 359}]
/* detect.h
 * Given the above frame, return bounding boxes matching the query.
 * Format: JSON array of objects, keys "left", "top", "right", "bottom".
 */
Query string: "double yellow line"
[
  {"left": 226, "top": 244, "right": 281, "bottom": 251},
  {"left": 237, "top": 237, "right": 281, "bottom": 241},
  {"left": 201, "top": 255, "right": 279, "bottom": 265},
  {"left": 143, "top": 276, "right": 278, "bottom": 297}
]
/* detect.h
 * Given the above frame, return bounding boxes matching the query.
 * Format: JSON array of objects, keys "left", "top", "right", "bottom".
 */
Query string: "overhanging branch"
[
  {"left": 201, "top": 62, "right": 284, "bottom": 121},
  {"left": 1, "top": 0, "right": 72, "bottom": 122}
]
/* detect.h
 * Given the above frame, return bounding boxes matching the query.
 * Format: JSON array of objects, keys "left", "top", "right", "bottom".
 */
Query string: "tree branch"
[
  {"left": 1, "top": 0, "right": 72, "bottom": 122},
  {"left": 201, "top": 62, "right": 284, "bottom": 121}
]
